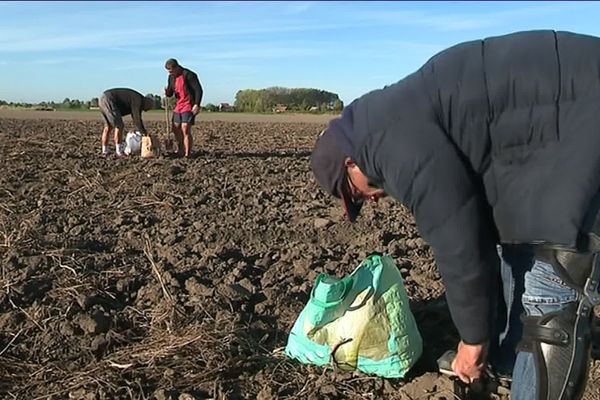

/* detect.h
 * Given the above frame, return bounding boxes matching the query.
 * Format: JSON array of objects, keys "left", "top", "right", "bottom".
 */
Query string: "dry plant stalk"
[
  {"left": 143, "top": 238, "right": 172, "bottom": 303},
  {"left": 142, "top": 237, "right": 188, "bottom": 332}
]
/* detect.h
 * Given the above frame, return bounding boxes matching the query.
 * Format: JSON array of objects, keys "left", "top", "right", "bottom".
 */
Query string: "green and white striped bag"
[{"left": 285, "top": 254, "right": 423, "bottom": 378}]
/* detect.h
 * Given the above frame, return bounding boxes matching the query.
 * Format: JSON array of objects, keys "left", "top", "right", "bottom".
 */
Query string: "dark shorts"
[
  {"left": 172, "top": 111, "right": 195, "bottom": 125},
  {"left": 99, "top": 93, "right": 124, "bottom": 129}
]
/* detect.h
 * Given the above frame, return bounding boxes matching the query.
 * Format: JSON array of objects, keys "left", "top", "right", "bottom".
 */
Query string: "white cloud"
[
  {"left": 107, "top": 44, "right": 320, "bottom": 71},
  {"left": 338, "top": 3, "right": 600, "bottom": 32},
  {"left": 32, "top": 57, "right": 84, "bottom": 65},
  {"left": 282, "top": 1, "right": 315, "bottom": 15}
]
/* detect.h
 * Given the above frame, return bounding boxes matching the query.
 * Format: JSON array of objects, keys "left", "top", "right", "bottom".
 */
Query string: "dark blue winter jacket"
[{"left": 333, "top": 30, "right": 600, "bottom": 344}]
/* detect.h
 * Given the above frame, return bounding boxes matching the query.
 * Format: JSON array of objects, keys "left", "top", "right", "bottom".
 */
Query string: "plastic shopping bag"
[
  {"left": 285, "top": 254, "right": 422, "bottom": 378},
  {"left": 124, "top": 131, "right": 142, "bottom": 155}
]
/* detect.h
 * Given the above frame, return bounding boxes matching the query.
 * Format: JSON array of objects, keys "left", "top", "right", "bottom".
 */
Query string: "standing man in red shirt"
[{"left": 164, "top": 58, "right": 203, "bottom": 158}]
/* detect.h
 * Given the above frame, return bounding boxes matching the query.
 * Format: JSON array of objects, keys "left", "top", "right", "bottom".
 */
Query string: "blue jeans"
[
  {"left": 494, "top": 245, "right": 578, "bottom": 399},
  {"left": 490, "top": 244, "right": 532, "bottom": 373}
]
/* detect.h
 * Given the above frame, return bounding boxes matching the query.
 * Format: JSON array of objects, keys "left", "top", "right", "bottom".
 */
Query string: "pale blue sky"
[{"left": 1, "top": 1, "right": 600, "bottom": 105}]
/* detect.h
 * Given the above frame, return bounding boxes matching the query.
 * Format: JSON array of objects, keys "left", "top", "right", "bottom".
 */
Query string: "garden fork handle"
[{"left": 164, "top": 97, "right": 170, "bottom": 140}]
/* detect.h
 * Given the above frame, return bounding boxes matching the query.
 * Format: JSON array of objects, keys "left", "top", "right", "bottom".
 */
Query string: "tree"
[
  {"left": 253, "top": 97, "right": 264, "bottom": 113},
  {"left": 145, "top": 93, "right": 162, "bottom": 109},
  {"left": 333, "top": 99, "right": 344, "bottom": 112},
  {"left": 204, "top": 103, "right": 219, "bottom": 112},
  {"left": 234, "top": 87, "right": 342, "bottom": 113},
  {"left": 162, "top": 95, "right": 177, "bottom": 110}
]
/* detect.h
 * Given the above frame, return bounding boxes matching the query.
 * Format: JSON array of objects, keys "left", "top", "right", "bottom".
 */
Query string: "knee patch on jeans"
[
  {"left": 535, "top": 247, "right": 600, "bottom": 309},
  {"left": 519, "top": 302, "right": 592, "bottom": 399},
  {"left": 521, "top": 245, "right": 600, "bottom": 399},
  {"left": 535, "top": 248, "right": 596, "bottom": 292}
]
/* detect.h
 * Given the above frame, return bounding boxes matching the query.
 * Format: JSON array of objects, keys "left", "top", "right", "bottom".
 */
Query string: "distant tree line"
[
  {"left": 233, "top": 87, "right": 343, "bottom": 113},
  {"left": 0, "top": 94, "right": 166, "bottom": 111},
  {"left": 0, "top": 87, "right": 344, "bottom": 114}
]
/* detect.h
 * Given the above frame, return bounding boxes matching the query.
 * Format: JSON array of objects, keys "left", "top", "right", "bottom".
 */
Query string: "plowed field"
[{"left": 0, "top": 113, "right": 598, "bottom": 399}]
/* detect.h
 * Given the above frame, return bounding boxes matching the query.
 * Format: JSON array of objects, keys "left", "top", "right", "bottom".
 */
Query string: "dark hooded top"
[
  {"left": 165, "top": 67, "right": 203, "bottom": 107},
  {"left": 102, "top": 88, "right": 148, "bottom": 134},
  {"left": 333, "top": 30, "right": 600, "bottom": 344}
]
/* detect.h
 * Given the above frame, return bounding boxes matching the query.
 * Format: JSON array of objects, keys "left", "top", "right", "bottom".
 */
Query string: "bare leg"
[
  {"left": 102, "top": 126, "right": 112, "bottom": 155},
  {"left": 172, "top": 123, "right": 184, "bottom": 156},
  {"left": 114, "top": 127, "right": 124, "bottom": 154},
  {"left": 102, "top": 126, "right": 112, "bottom": 147},
  {"left": 182, "top": 122, "right": 193, "bottom": 157}
]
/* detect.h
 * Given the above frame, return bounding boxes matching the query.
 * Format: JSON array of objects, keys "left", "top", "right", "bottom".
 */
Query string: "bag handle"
[{"left": 309, "top": 273, "right": 354, "bottom": 309}]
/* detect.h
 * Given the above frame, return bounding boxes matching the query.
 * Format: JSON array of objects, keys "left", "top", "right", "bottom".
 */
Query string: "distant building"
[
  {"left": 219, "top": 103, "right": 235, "bottom": 112},
  {"left": 273, "top": 104, "right": 288, "bottom": 113}
]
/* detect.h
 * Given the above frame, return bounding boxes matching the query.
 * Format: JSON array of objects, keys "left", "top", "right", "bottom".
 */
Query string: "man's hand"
[
  {"left": 192, "top": 104, "right": 200, "bottom": 115},
  {"left": 451, "top": 341, "right": 488, "bottom": 384}
]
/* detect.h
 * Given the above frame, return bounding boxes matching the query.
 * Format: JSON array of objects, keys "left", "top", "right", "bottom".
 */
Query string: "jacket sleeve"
[
  {"left": 165, "top": 76, "right": 174, "bottom": 97},
  {"left": 367, "top": 119, "right": 499, "bottom": 344},
  {"left": 188, "top": 72, "right": 203, "bottom": 106}
]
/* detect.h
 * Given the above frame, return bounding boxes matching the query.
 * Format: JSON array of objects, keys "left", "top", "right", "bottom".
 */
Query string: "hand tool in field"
[
  {"left": 436, "top": 350, "right": 510, "bottom": 399},
  {"left": 163, "top": 96, "right": 174, "bottom": 153}
]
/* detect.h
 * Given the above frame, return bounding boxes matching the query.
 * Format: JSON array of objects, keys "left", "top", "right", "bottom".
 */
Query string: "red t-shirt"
[{"left": 174, "top": 74, "right": 193, "bottom": 113}]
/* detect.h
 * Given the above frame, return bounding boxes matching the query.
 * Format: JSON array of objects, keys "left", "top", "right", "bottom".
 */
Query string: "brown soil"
[
  {"left": 0, "top": 109, "right": 336, "bottom": 124},
  {"left": 0, "top": 115, "right": 598, "bottom": 399}
]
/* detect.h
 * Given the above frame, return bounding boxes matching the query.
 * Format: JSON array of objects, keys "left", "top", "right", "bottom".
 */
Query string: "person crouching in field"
[
  {"left": 164, "top": 58, "right": 203, "bottom": 158},
  {"left": 311, "top": 30, "right": 600, "bottom": 399},
  {"left": 99, "top": 88, "right": 154, "bottom": 157}
]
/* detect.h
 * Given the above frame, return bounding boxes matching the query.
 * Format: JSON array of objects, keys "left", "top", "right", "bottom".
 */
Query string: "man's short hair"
[
  {"left": 165, "top": 58, "right": 179, "bottom": 69},
  {"left": 310, "top": 117, "right": 364, "bottom": 222}
]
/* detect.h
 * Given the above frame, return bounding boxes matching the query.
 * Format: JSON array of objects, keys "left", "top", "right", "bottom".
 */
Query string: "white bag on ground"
[{"left": 124, "top": 131, "right": 142, "bottom": 155}]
